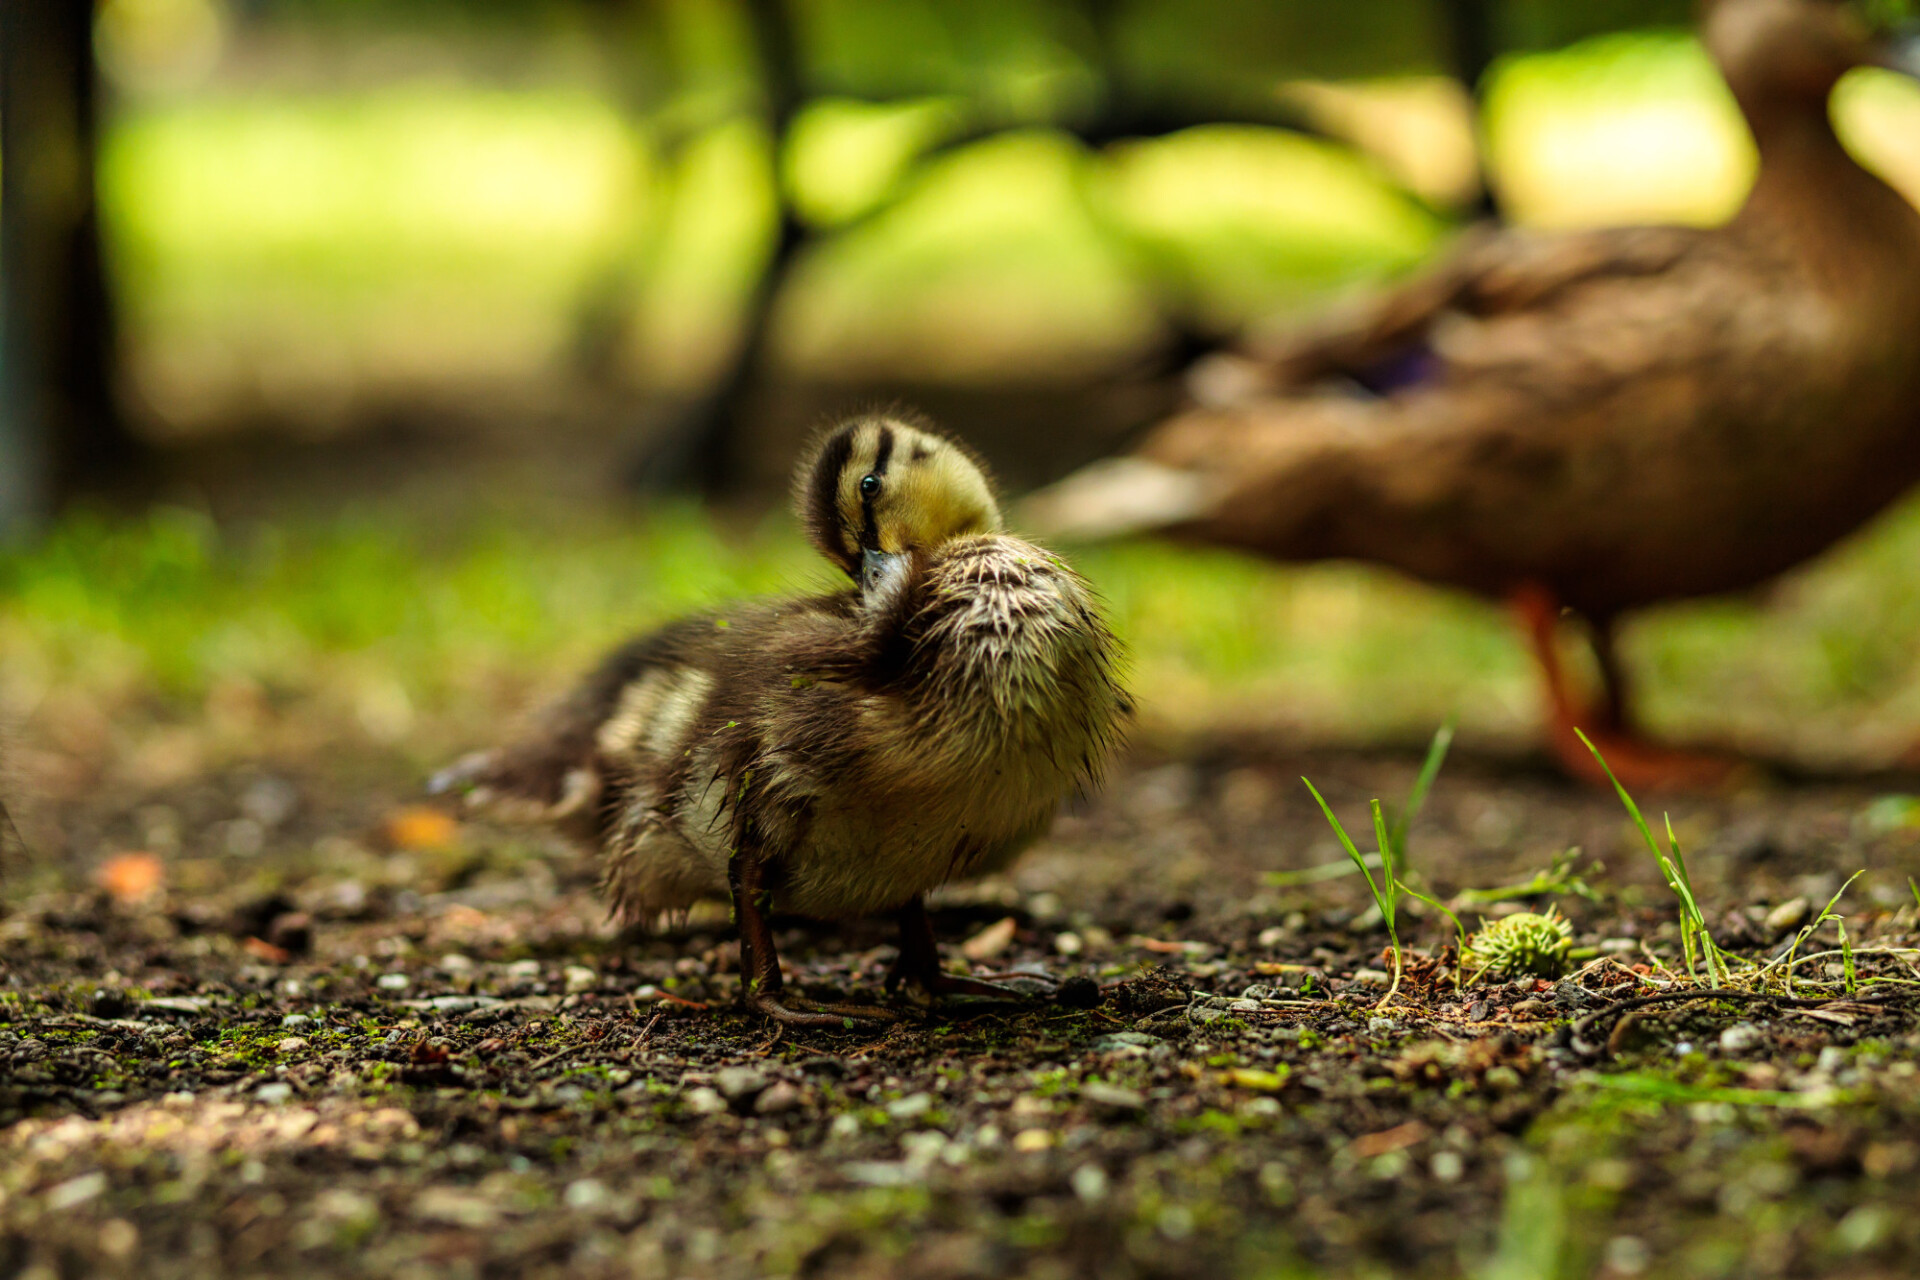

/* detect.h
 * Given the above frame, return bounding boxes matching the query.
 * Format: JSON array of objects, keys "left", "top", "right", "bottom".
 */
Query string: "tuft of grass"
[
  {"left": 1760, "top": 870, "right": 1863, "bottom": 995},
  {"left": 1575, "top": 729, "right": 1729, "bottom": 985},
  {"left": 1301, "top": 723, "right": 1461, "bottom": 999},
  {"left": 1273, "top": 721, "right": 1453, "bottom": 888},
  {"left": 1302, "top": 782, "right": 1402, "bottom": 1008},
  {"left": 1453, "top": 847, "right": 1599, "bottom": 906}
]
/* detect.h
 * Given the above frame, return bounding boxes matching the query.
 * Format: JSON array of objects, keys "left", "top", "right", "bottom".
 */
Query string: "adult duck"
[{"left": 1027, "top": 0, "right": 1920, "bottom": 787}]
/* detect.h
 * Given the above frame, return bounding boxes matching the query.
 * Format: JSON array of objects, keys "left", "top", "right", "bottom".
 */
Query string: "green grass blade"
[
  {"left": 1390, "top": 720, "right": 1454, "bottom": 866},
  {"left": 1840, "top": 919, "right": 1857, "bottom": 994},
  {"left": 1574, "top": 729, "right": 1662, "bottom": 859},
  {"left": 1370, "top": 799, "right": 1397, "bottom": 933},
  {"left": 1302, "top": 778, "right": 1382, "bottom": 909},
  {"left": 1815, "top": 870, "right": 1864, "bottom": 926}
]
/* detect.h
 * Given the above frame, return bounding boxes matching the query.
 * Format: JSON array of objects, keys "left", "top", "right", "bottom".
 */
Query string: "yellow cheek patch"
[{"left": 880, "top": 439, "right": 1003, "bottom": 551}]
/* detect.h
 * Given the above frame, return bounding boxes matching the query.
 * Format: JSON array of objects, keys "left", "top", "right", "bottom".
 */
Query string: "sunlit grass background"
[{"left": 11, "top": 18, "right": 1920, "bottom": 823}]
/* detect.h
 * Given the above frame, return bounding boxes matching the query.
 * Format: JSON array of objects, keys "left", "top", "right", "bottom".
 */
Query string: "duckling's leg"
[
  {"left": 1510, "top": 584, "right": 1736, "bottom": 790},
  {"left": 729, "top": 849, "right": 897, "bottom": 1027},
  {"left": 886, "top": 898, "right": 1053, "bottom": 1002}
]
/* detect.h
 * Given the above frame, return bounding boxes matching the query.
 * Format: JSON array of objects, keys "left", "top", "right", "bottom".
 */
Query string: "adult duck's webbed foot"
[
  {"left": 1510, "top": 583, "right": 1740, "bottom": 791},
  {"left": 731, "top": 847, "right": 894, "bottom": 1027},
  {"left": 885, "top": 898, "right": 1054, "bottom": 1003}
]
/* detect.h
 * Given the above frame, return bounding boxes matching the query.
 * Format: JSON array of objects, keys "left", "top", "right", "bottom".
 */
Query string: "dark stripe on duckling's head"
[
  {"left": 857, "top": 423, "right": 896, "bottom": 552},
  {"left": 794, "top": 414, "right": 1004, "bottom": 580},
  {"left": 800, "top": 424, "right": 859, "bottom": 576}
]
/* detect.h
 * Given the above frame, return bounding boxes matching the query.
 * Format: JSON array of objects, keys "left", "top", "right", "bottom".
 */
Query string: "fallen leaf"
[
  {"left": 97, "top": 852, "right": 164, "bottom": 903},
  {"left": 961, "top": 916, "right": 1019, "bottom": 961},
  {"left": 1132, "top": 936, "right": 1213, "bottom": 956},
  {"left": 1349, "top": 1120, "right": 1432, "bottom": 1159},
  {"left": 385, "top": 806, "right": 459, "bottom": 852},
  {"left": 242, "top": 937, "right": 292, "bottom": 965}
]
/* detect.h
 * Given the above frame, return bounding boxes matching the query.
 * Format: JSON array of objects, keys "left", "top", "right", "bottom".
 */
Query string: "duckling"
[
  {"left": 433, "top": 414, "right": 1128, "bottom": 1025},
  {"left": 1027, "top": 0, "right": 1920, "bottom": 788}
]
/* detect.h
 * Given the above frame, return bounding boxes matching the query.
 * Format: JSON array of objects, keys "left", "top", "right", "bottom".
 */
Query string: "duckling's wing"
[
  {"left": 428, "top": 617, "right": 722, "bottom": 825},
  {"left": 1198, "top": 223, "right": 1703, "bottom": 406}
]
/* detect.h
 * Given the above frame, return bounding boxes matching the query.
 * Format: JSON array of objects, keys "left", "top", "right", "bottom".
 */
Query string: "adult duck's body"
[
  {"left": 436, "top": 415, "right": 1127, "bottom": 1025},
  {"left": 1027, "top": 0, "right": 1920, "bottom": 787}
]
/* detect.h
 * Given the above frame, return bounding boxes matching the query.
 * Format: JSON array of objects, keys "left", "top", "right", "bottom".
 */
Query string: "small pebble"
[
  {"left": 1052, "top": 931, "right": 1084, "bottom": 956},
  {"left": 1510, "top": 999, "right": 1552, "bottom": 1021},
  {"left": 255, "top": 1082, "right": 294, "bottom": 1105},
  {"left": 563, "top": 966, "right": 597, "bottom": 994},
  {"left": 280, "top": 1013, "right": 313, "bottom": 1030},
  {"left": 1091, "top": 1032, "right": 1160, "bottom": 1054},
  {"left": 90, "top": 988, "right": 131, "bottom": 1018},
  {"left": 276, "top": 1037, "right": 308, "bottom": 1054},
  {"left": 1071, "top": 1164, "right": 1109, "bottom": 1202},
  {"left": 1719, "top": 1024, "right": 1763, "bottom": 1054},
  {"left": 506, "top": 959, "right": 542, "bottom": 979},
  {"left": 1257, "top": 926, "right": 1286, "bottom": 948},
  {"left": 439, "top": 954, "right": 475, "bottom": 973},
  {"left": 1766, "top": 897, "right": 1811, "bottom": 937},
  {"left": 683, "top": 1087, "right": 728, "bottom": 1116},
  {"left": 1347, "top": 904, "right": 1385, "bottom": 934},
  {"left": 563, "top": 1178, "right": 614, "bottom": 1213},
  {"left": 1013, "top": 1128, "right": 1054, "bottom": 1153},
  {"left": 715, "top": 1067, "right": 770, "bottom": 1104},
  {"left": 755, "top": 1081, "right": 805, "bottom": 1115},
  {"left": 1352, "top": 968, "right": 1392, "bottom": 988},
  {"left": 961, "top": 917, "right": 1018, "bottom": 961},
  {"left": 886, "top": 1092, "right": 934, "bottom": 1121},
  {"left": 376, "top": 973, "right": 409, "bottom": 992},
  {"left": 1081, "top": 1083, "right": 1145, "bottom": 1115},
  {"left": 45, "top": 1173, "right": 107, "bottom": 1211}
]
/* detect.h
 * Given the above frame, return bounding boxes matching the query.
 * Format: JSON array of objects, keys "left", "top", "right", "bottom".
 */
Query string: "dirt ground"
[{"left": 5, "top": 737, "right": 1920, "bottom": 1280}]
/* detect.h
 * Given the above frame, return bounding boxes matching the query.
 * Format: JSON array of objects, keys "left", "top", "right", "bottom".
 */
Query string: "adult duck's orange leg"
[{"left": 1510, "top": 584, "right": 1736, "bottom": 790}]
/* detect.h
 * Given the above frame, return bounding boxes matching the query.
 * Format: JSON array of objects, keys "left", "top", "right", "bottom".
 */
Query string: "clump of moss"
[{"left": 1464, "top": 908, "right": 1573, "bottom": 979}]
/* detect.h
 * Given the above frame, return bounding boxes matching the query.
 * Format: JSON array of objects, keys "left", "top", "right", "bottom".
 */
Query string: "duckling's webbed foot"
[
  {"left": 886, "top": 898, "right": 1053, "bottom": 1003},
  {"left": 731, "top": 846, "right": 895, "bottom": 1027}
]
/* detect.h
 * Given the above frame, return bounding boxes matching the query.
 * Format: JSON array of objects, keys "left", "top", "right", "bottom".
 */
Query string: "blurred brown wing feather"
[{"left": 1237, "top": 224, "right": 1707, "bottom": 393}]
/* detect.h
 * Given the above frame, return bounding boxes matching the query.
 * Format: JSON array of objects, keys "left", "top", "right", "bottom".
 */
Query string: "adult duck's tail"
[{"left": 1017, "top": 458, "right": 1218, "bottom": 543}]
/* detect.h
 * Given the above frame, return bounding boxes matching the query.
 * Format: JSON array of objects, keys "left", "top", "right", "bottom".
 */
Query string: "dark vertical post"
[
  {"left": 635, "top": 0, "right": 805, "bottom": 495},
  {"left": 1, "top": 0, "right": 132, "bottom": 537},
  {"left": 1437, "top": 0, "right": 1501, "bottom": 218}
]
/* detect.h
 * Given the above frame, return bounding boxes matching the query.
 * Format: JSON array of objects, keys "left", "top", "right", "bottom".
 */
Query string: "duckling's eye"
[{"left": 859, "top": 474, "right": 881, "bottom": 498}]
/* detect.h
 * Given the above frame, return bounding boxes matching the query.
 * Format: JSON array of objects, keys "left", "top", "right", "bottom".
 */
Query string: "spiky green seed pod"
[{"left": 1464, "top": 908, "right": 1573, "bottom": 979}]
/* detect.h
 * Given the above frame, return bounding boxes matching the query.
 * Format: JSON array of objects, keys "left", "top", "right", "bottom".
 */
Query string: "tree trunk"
[{"left": 1, "top": 0, "right": 134, "bottom": 537}]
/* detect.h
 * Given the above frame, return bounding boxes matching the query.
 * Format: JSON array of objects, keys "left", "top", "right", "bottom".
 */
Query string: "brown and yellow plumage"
[{"left": 433, "top": 413, "right": 1128, "bottom": 1024}]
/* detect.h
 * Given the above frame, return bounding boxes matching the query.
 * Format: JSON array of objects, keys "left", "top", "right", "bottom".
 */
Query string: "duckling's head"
[{"left": 796, "top": 415, "right": 1003, "bottom": 594}]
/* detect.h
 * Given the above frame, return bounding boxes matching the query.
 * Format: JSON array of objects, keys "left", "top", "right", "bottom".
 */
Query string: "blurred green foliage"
[{"left": 8, "top": 489, "right": 1920, "bottom": 764}]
